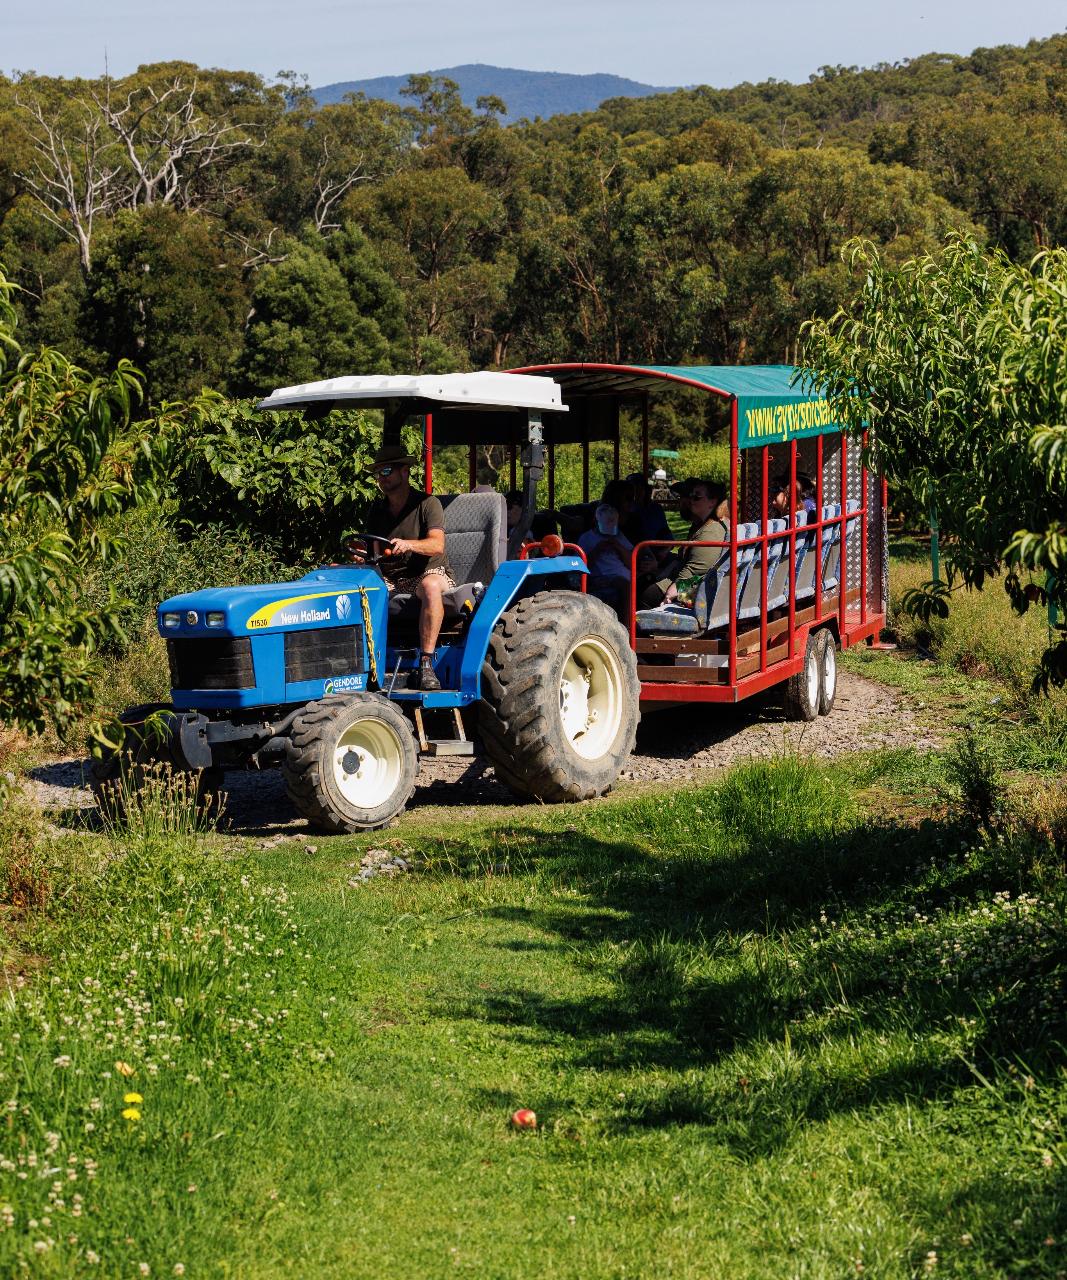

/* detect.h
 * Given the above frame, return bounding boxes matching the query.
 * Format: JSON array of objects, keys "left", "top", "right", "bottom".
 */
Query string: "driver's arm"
[{"left": 391, "top": 526, "right": 445, "bottom": 557}]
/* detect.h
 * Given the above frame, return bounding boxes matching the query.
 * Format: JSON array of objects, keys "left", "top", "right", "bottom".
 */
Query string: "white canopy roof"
[{"left": 257, "top": 371, "right": 567, "bottom": 413}]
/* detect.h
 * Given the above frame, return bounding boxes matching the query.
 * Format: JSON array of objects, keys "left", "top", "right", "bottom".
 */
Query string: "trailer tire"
[
  {"left": 283, "top": 694, "right": 417, "bottom": 833},
  {"left": 89, "top": 703, "right": 223, "bottom": 821},
  {"left": 479, "top": 590, "right": 640, "bottom": 802},
  {"left": 816, "top": 630, "right": 838, "bottom": 716},
  {"left": 783, "top": 631, "right": 821, "bottom": 722}
]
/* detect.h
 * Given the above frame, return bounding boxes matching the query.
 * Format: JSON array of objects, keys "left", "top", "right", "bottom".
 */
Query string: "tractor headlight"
[
  {"left": 206, "top": 611, "right": 225, "bottom": 628},
  {"left": 162, "top": 612, "right": 180, "bottom": 629}
]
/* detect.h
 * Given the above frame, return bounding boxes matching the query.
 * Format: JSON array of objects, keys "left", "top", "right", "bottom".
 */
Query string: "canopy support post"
[
  {"left": 507, "top": 411, "right": 544, "bottom": 558},
  {"left": 547, "top": 438, "right": 555, "bottom": 510},
  {"left": 641, "top": 394, "right": 649, "bottom": 480},
  {"left": 788, "top": 440, "right": 798, "bottom": 656},
  {"left": 760, "top": 445, "right": 769, "bottom": 673},
  {"left": 424, "top": 413, "right": 433, "bottom": 493},
  {"left": 728, "top": 401, "right": 739, "bottom": 689}
]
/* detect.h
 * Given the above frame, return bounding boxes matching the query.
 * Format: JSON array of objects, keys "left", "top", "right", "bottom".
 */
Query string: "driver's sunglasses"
[{"left": 374, "top": 466, "right": 396, "bottom": 477}]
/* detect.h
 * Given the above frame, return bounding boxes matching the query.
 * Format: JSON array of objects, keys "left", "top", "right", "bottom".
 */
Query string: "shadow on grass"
[{"left": 438, "top": 811, "right": 1064, "bottom": 1154}]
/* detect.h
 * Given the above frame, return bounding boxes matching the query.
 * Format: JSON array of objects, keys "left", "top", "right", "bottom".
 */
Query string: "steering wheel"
[{"left": 345, "top": 532, "right": 396, "bottom": 566}]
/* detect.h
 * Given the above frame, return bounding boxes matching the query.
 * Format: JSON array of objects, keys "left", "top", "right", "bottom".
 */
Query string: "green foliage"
[
  {"left": 84, "top": 206, "right": 247, "bottom": 401},
  {"left": 944, "top": 728, "right": 1003, "bottom": 834},
  {"left": 75, "top": 503, "right": 290, "bottom": 652},
  {"left": 0, "top": 266, "right": 187, "bottom": 734},
  {"left": 802, "top": 236, "right": 1067, "bottom": 686},
  {"left": 232, "top": 223, "right": 407, "bottom": 395},
  {"left": 174, "top": 396, "right": 413, "bottom": 562}
]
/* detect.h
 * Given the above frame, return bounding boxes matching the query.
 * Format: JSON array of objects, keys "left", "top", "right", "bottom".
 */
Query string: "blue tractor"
[{"left": 93, "top": 374, "right": 640, "bottom": 831}]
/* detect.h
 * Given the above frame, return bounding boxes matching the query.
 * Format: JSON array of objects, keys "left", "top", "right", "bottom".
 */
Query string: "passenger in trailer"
[
  {"left": 771, "top": 473, "right": 817, "bottom": 519},
  {"left": 624, "top": 472, "right": 672, "bottom": 543},
  {"left": 505, "top": 490, "right": 524, "bottom": 535},
  {"left": 578, "top": 502, "right": 634, "bottom": 621},
  {"left": 640, "top": 480, "right": 730, "bottom": 609},
  {"left": 672, "top": 477, "right": 702, "bottom": 521}
]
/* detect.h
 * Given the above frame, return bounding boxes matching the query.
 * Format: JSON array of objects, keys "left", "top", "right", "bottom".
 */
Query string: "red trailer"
[{"left": 427, "top": 362, "right": 888, "bottom": 720}]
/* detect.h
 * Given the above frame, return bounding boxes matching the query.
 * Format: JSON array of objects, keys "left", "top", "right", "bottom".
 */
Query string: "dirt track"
[{"left": 25, "top": 670, "right": 934, "bottom": 835}]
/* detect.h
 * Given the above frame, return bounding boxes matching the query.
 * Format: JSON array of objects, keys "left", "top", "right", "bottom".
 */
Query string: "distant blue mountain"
[{"left": 312, "top": 63, "right": 673, "bottom": 123}]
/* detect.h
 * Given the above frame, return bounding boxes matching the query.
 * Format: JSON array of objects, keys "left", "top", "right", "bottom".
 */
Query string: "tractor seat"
[{"left": 388, "top": 491, "right": 507, "bottom": 619}]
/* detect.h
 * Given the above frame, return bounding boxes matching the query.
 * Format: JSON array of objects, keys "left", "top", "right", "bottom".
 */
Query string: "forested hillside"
[
  {"left": 0, "top": 32, "right": 1063, "bottom": 404},
  {"left": 313, "top": 64, "right": 670, "bottom": 122}
]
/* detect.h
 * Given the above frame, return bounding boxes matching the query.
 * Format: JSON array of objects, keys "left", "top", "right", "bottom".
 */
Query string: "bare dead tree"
[
  {"left": 311, "top": 137, "right": 373, "bottom": 234},
  {"left": 15, "top": 93, "right": 124, "bottom": 272},
  {"left": 223, "top": 225, "right": 289, "bottom": 272},
  {"left": 93, "top": 75, "right": 261, "bottom": 212}
]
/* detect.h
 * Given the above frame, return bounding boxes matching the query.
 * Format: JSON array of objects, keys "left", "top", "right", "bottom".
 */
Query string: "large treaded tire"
[
  {"left": 282, "top": 694, "right": 417, "bottom": 833},
  {"left": 479, "top": 590, "right": 640, "bottom": 802},
  {"left": 89, "top": 703, "right": 223, "bottom": 821}
]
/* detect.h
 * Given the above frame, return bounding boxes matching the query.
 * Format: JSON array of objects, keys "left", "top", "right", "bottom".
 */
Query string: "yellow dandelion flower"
[
  {"left": 123, "top": 1092, "right": 144, "bottom": 1105},
  {"left": 121, "top": 1107, "right": 141, "bottom": 1122},
  {"left": 115, "top": 1061, "right": 135, "bottom": 1078}
]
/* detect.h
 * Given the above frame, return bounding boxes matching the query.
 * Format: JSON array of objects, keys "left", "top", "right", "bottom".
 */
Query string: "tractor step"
[
  {"left": 422, "top": 740, "right": 476, "bottom": 757},
  {"left": 413, "top": 705, "right": 474, "bottom": 756}
]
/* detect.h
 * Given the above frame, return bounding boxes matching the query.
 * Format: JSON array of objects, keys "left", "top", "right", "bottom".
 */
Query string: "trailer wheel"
[
  {"left": 479, "top": 590, "right": 640, "bottom": 802},
  {"left": 283, "top": 694, "right": 417, "bottom": 833},
  {"left": 89, "top": 703, "right": 223, "bottom": 821},
  {"left": 783, "top": 631, "right": 821, "bottom": 722},
  {"left": 816, "top": 630, "right": 838, "bottom": 716}
]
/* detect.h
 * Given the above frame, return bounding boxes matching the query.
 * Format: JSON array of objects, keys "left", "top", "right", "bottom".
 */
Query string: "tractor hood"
[{"left": 157, "top": 566, "right": 385, "bottom": 638}]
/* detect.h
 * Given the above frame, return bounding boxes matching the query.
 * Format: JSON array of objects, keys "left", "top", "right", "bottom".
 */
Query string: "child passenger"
[{"left": 578, "top": 502, "right": 633, "bottom": 621}]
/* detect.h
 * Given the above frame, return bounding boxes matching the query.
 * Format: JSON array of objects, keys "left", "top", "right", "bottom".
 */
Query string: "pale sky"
[{"left": 4, "top": 0, "right": 1064, "bottom": 89}]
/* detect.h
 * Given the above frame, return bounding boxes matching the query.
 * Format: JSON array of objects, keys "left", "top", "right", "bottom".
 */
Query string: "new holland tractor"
[{"left": 92, "top": 373, "right": 640, "bottom": 831}]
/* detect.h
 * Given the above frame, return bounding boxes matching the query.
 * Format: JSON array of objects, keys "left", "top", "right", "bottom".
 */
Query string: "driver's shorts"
[{"left": 388, "top": 566, "right": 457, "bottom": 595}]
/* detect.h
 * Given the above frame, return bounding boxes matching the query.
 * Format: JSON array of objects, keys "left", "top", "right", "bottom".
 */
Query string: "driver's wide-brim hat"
[{"left": 368, "top": 444, "right": 420, "bottom": 472}]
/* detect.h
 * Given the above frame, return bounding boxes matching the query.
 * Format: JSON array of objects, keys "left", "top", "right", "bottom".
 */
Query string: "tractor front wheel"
[
  {"left": 283, "top": 694, "right": 417, "bottom": 833},
  {"left": 479, "top": 591, "right": 640, "bottom": 802}
]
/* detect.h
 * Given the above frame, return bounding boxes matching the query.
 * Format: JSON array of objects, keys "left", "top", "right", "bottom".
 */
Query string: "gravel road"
[{"left": 25, "top": 671, "right": 934, "bottom": 834}]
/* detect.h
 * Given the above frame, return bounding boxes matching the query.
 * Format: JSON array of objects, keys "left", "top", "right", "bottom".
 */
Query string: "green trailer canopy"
[{"left": 511, "top": 363, "right": 846, "bottom": 449}]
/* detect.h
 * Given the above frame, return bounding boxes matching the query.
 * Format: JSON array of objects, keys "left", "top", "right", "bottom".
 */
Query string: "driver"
[{"left": 355, "top": 445, "right": 456, "bottom": 692}]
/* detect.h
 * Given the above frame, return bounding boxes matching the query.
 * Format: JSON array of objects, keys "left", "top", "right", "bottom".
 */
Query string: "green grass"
[{"left": 2, "top": 753, "right": 1065, "bottom": 1278}]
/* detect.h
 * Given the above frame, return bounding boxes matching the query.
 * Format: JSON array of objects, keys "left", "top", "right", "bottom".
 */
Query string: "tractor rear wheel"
[
  {"left": 283, "top": 694, "right": 417, "bottom": 833},
  {"left": 89, "top": 703, "right": 223, "bottom": 821},
  {"left": 479, "top": 590, "right": 640, "bottom": 802}
]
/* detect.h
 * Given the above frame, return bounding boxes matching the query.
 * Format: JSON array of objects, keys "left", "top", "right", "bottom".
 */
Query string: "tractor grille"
[
  {"left": 284, "top": 626, "right": 364, "bottom": 683},
  {"left": 168, "top": 637, "right": 255, "bottom": 690}
]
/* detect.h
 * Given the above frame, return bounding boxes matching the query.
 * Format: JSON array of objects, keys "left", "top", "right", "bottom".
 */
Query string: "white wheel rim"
[
  {"left": 822, "top": 639, "right": 837, "bottom": 702},
  {"left": 806, "top": 645, "right": 820, "bottom": 709},
  {"left": 332, "top": 717, "right": 404, "bottom": 810},
  {"left": 559, "top": 636, "right": 624, "bottom": 761}
]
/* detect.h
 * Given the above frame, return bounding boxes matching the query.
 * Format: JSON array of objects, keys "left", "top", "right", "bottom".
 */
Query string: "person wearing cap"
[{"left": 356, "top": 445, "right": 456, "bottom": 692}]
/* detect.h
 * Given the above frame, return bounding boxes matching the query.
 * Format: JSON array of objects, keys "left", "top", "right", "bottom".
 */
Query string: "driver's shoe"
[{"left": 415, "top": 659, "right": 441, "bottom": 692}]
